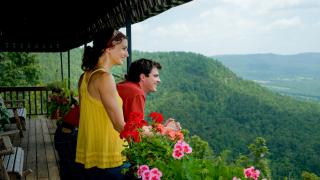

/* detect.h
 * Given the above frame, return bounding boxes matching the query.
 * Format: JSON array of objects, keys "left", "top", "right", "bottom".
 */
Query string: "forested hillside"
[
  {"left": 34, "top": 48, "right": 127, "bottom": 90},
  {"left": 35, "top": 50, "right": 320, "bottom": 179},
  {"left": 133, "top": 51, "right": 320, "bottom": 179},
  {"left": 33, "top": 48, "right": 84, "bottom": 89}
]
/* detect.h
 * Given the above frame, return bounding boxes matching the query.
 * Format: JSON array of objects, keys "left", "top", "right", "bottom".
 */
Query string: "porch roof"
[{"left": 0, "top": 0, "right": 192, "bottom": 52}]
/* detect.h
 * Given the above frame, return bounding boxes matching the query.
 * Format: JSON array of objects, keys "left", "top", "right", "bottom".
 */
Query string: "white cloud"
[
  {"left": 221, "top": 0, "right": 301, "bottom": 14},
  {"left": 265, "top": 17, "right": 302, "bottom": 30},
  {"left": 130, "top": 0, "right": 320, "bottom": 55}
]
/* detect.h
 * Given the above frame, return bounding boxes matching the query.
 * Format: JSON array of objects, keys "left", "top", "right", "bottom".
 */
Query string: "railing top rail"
[{"left": 0, "top": 86, "right": 48, "bottom": 92}]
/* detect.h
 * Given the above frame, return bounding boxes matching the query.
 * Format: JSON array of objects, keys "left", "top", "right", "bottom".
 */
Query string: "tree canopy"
[{"left": 0, "top": 52, "right": 40, "bottom": 86}]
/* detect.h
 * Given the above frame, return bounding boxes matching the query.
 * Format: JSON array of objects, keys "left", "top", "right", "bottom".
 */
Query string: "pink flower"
[
  {"left": 182, "top": 144, "right": 192, "bottom": 154},
  {"left": 142, "top": 170, "right": 151, "bottom": 180},
  {"left": 150, "top": 168, "right": 162, "bottom": 178},
  {"left": 176, "top": 131, "right": 184, "bottom": 140},
  {"left": 138, "top": 166, "right": 162, "bottom": 180},
  {"left": 150, "top": 175, "right": 161, "bottom": 180},
  {"left": 166, "top": 130, "right": 177, "bottom": 140},
  {"left": 252, "top": 170, "right": 260, "bottom": 180},
  {"left": 172, "top": 140, "right": 192, "bottom": 160},
  {"left": 175, "top": 141, "right": 192, "bottom": 154},
  {"left": 244, "top": 166, "right": 260, "bottom": 180},
  {"left": 155, "top": 124, "right": 166, "bottom": 134},
  {"left": 137, "top": 165, "right": 150, "bottom": 178},
  {"left": 172, "top": 148, "right": 184, "bottom": 159},
  {"left": 233, "top": 177, "right": 241, "bottom": 180},
  {"left": 174, "top": 142, "right": 184, "bottom": 151}
]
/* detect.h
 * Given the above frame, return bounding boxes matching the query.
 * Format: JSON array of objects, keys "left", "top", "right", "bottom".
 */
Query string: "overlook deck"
[{"left": 9, "top": 116, "right": 60, "bottom": 180}]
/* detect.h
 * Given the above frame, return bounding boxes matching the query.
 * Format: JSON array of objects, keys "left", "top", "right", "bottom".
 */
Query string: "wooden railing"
[{"left": 0, "top": 86, "right": 52, "bottom": 117}]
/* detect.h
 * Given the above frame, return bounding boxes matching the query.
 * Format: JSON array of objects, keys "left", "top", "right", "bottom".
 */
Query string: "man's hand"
[
  {"left": 164, "top": 118, "right": 181, "bottom": 131},
  {"left": 141, "top": 125, "right": 153, "bottom": 137}
]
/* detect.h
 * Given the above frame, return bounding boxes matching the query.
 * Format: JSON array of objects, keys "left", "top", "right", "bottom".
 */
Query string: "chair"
[
  {"left": 0, "top": 130, "right": 32, "bottom": 179},
  {"left": 0, "top": 97, "right": 26, "bottom": 137}
]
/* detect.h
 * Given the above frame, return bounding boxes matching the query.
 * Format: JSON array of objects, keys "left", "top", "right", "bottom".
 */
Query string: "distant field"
[{"left": 213, "top": 53, "right": 320, "bottom": 102}]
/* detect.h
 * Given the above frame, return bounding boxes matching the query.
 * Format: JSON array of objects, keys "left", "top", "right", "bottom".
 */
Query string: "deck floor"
[{"left": 10, "top": 116, "right": 60, "bottom": 180}]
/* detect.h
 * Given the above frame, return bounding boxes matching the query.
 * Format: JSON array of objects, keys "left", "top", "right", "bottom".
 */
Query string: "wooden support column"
[
  {"left": 60, "top": 52, "right": 63, "bottom": 81},
  {"left": 67, "top": 50, "right": 71, "bottom": 89},
  {"left": 126, "top": 7, "right": 132, "bottom": 73}
]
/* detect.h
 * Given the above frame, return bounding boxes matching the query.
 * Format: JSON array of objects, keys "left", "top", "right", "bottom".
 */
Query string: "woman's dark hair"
[
  {"left": 126, "top": 58, "right": 162, "bottom": 82},
  {"left": 81, "top": 29, "right": 127, "bottom": 71}
]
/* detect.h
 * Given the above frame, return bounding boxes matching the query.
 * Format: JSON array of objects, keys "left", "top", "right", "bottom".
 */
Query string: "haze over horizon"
[{"left": 121, "top": 0, "right": 320, "bottom": 56}]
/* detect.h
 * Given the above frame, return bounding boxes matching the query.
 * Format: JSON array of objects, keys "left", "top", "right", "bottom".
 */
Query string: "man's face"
[{"left": 141, "top": 67, "right": 161, "bottom": 94}]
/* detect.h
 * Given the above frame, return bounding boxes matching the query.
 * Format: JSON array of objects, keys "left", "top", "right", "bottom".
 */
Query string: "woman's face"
[{"left": 108, "top": 39, "right": 129, "bottom": 65}]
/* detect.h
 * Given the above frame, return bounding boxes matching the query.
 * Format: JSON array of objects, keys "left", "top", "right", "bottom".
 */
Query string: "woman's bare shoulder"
[{"left": 93, "top": 71, "right": 115, "bottom": 87}]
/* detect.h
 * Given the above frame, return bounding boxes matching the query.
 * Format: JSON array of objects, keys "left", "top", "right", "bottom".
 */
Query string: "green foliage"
[
  {"left": 204, "top": 151, "right": 244, "bottom": 180},
  {"left": 0, "top": 97, "right": 10, "bottom": 131},
  {"left": 122, "top": 112, "right": 269, "bottom": 179},
  {"left": 0, "top": 52, "right": 40, "bottom": 86},
  {"left": 186, "top": 135, "right": 214, "bottom": 160},
  {"left": 33, "top": 48, "right": 126, "bottom": 89},
  {"left": 173, "top": 135, "right": 246, "bottom": 180},
  {"left": 0, "top": 105, "right": 10, "bottom": 131},
  {"left": 236, "top": 137, "right": 271, "bottom": 179},
  {"left": 123, "top": 133, "right": 173, "bottom": 166},
  {"left": 47, "top": 80, "right": 68, "bottom": 93},
  {"left": 32, "top": 48, "right": 84, "bottom": 89},
  {"left": 301, "top": 171, "right": 320, "bottom": 180},
  {"left": 123, "top": 128, "right": 247, "bottom": 180}
]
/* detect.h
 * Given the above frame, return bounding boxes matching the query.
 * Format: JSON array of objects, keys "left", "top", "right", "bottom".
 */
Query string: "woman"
[{"left": 76, "top": 28, "right": 129, "bottom": 179}]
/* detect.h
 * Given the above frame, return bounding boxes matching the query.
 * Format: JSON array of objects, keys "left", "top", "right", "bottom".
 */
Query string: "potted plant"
[
  {"left": 120, "top": 112, "right": 192, "bottom": 179},
  {"left": 120, "top": 112, "right": 270, "bottom": 180},
  {"left": 47, "top": 80, "right": 71, "bottom": 119}
]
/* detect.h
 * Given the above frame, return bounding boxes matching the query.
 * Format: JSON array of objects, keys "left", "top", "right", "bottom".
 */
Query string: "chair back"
[{"left": 0, "top": 96, "right": 4, "bottom": 108}]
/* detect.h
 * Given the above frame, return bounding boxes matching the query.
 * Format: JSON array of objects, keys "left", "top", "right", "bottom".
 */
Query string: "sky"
[{"left": 120, "top": 0, "right": 320, "bottom": 56}]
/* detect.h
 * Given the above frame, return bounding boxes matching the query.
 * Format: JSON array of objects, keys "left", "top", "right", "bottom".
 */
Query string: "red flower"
[
  {"left": 149, "top": 112, "right": 164, "bottom": 124},
  {"left": 120, "top": 112, "right": 148, "bottom": 143},
  {"left": 129, "top": 112, "right": 148, "bottom": 128},
  {"left": 120, "top": 129, "right": 141, "bottom": 142}
]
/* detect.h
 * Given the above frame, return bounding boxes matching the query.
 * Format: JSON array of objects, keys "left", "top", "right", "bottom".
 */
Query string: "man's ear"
[{"left": 140, "top": 74, "right": 146, "bottom": 82}]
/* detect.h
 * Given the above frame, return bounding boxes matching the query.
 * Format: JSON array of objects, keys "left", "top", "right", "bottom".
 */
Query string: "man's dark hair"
[{"left": 126, "top": 58, "right": 162, "bottom": 82}]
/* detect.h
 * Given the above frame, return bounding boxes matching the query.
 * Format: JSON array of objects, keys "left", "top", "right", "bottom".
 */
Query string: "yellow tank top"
[{"left": 76, "top": 70, "right": 125, "bottom": 169}]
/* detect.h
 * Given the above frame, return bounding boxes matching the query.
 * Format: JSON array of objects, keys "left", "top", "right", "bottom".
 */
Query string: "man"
[{"left": 117, "top": 58, "right": 161, "bottom": 122}]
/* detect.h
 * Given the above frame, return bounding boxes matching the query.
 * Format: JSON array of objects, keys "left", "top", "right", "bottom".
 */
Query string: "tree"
[{"left": 0, "top": 52, "right": 40, "bottom": 86}]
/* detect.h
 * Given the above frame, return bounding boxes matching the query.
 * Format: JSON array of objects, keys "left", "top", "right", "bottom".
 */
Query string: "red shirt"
[{"left": 117, "top": 81, "right": 145, "bottom": 122}]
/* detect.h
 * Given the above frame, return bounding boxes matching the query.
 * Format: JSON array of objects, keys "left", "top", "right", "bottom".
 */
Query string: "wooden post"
[{"left": 126, "top": 6, "right": 132, "bottom": 73}]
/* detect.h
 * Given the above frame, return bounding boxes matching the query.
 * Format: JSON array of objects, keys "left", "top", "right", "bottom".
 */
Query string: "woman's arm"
[
  {"left": 98, "top": 72, "right": 125, "bottom": 133},
  {"left": 77, "top": 73, "right": 84, "bottom": 103}
]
